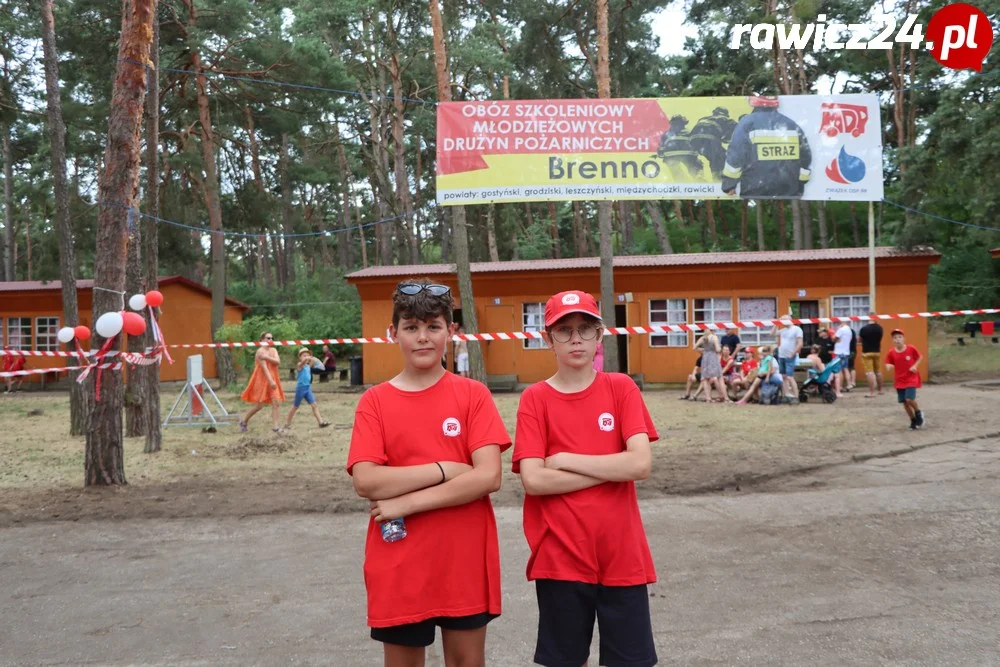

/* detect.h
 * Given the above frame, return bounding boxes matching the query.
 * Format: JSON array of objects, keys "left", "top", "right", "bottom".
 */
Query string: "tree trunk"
[
  {"left": 776, "top": 201, "right": 787, "bottom": 250},
  {"left": 25, "top": 221, "right": 31, "bottom": 280},
  {"left": 800, "top": 200, "right": 813, "bottom": 249},
  {"left": 125, "top": 9, "right": 161, "bottom": 447},
  {"left": 790, "top": 198, "right": 802, "bottom": 249},
  {"left": 595, "top": 0, "right": 618, "bottom": 371},
  {"left": 356, "top": 203, "right": 369, "bottom": 268},
  {"left": 645, "top": 201, "right": 672, "bottom": 254},
  {"left": 389, "top": 43, "right": 418, "bottom": 264},
  {"left": 704, "top": 200, "right": 717, "bottom": 245},
  {"left": 740, "top": 200, "right": 748, "bottom": 248},
  {"left": 756, "top": 200, "right": 765, "bottom": 250},
  {"left": 430, "top": 0, "right": 485, "bottom": 382},
  {"left": 335, "top": 130, "right": 354, "bottom": 269},
  {"left": 849, "top": 201, "right": 860, "bottom": 246},
  {"left": 672, "top": 200, "right": 684, "bottom": 226},
  {"left": 279, "top": 133, "right": 296, "bottom": 284},
  {"left": 2, "top": 122, "right": 13, "bottom": 281},
  {"left": 572, "top": 201, "right": 586, "bottom": 256},
  {"left": 816, "top": 201, "right": 828, "bottom": 249},
  {"left": 188, "top": 1, "right": 234, "bottom": 387},
  {"left": 485, "top": 204, "right": 499, "bottom": 262},
  {"left": 617, "top": 200, "right": 633, "bottom": 253},
  {"left": 548, "top": 201, "right": 561, "bottom": 258},
  {"left": 87, "top": 0, "right": 156, "bottom": 487},
  {"left": 141, "top": 12, "right": 161, "bottom": 453}
]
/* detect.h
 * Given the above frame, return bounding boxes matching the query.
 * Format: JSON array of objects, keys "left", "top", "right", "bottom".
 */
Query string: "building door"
[
  {"left": 484, "top": 305, "right": 515, "bottom": 376},
  {"left": 615, "top": 304, "right": 629, "bottom": 373},
  {"left": 790, "top": 300, "right": 820, "bottom": 349},
  {"left": 627, "top": 301, "right": 640, "bottom": 375}
]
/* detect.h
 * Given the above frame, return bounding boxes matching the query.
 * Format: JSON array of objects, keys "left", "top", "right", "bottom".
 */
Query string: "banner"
[{"left": 436, "top": 94, "right": 883, "bottom": 204}]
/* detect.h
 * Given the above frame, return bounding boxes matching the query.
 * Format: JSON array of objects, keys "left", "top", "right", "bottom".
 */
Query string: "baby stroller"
[{"left": 798, "top": 356, "right": 841, "bottom": 404}]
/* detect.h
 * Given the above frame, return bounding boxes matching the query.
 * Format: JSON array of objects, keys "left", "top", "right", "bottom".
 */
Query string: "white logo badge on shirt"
[
  {"left": 562, "top": 293, "right": 581, "bottom": 305},
  {"left": 598, "top": 412, "right": 615, "bottom": 432},
  {"left": 442, "top": 417, "right": 461, "bottom": 437}
]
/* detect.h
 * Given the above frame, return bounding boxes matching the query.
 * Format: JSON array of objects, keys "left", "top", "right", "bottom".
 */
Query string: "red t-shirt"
[
  {"left": 347, "top": 372, "right": 511, "bottom": 627},
  {"left": 2, "top": 354, "right": 24, "bottom": 372},
  {"left": 512, "top": 372, "right": 659, "bottom": 586},
  {"left": 740, "top": 359, "right": 758, "bottom": 376},
  {"left": 885, "top": 345, "right": 922, "bottom": 389}
]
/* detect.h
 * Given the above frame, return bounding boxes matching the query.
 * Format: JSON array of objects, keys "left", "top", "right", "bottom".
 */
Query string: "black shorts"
[
  {"left": 370, "top": 612, "right": 497, "bottom": 647},
  {"left": 534, "top": 579, "right": 657, "bottom": 667}
]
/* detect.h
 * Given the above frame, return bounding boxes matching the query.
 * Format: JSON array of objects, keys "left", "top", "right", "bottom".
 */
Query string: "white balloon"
[
  {"left": 128, "top": 293, "right": 147, "bottom": 311},
  {"left": 95, "top": 312, "right": 124, "bottom": 338},
  {"left": 57, "top": 327, "right": 76, "bottom": 344}
]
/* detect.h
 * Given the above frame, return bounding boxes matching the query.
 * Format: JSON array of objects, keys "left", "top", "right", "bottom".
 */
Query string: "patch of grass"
[{"left": 929, "top": 327, "right": 1000, "bottom": 378}]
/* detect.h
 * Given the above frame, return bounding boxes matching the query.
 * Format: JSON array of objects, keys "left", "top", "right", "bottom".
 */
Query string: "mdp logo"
[{"left": 825, "top": 146, "right": 866, "bottom": 184}]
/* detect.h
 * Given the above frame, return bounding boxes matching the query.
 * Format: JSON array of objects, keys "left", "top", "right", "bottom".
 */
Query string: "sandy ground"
[
  {"left": 1, "top": 434, "right": 997, "bottom": 666},
  {"left": 1, "top": 381, "right": 998, "bottom": 527}
]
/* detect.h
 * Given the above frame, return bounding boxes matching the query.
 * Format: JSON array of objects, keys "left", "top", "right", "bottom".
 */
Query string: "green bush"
[{"left": 217, "top": 315, "right": 302, "bottom": 377}]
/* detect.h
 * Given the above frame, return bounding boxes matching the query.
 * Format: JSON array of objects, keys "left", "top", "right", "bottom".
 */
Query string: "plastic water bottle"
[{"left": 381, "top": 518, "right": 407, "bottom": 543}]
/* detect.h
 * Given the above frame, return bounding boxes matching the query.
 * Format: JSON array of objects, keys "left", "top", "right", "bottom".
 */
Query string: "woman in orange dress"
[{"left": 239, "top": 332, "right": 285, "bottom": 433}]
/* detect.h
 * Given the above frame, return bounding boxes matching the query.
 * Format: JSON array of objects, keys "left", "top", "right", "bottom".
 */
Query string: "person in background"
[
  {"left": 816, "top": 329, "right": 835, "bottom": 365},
  {"left": 834, "top": 321, "right": 854, "bottom": 394},
  {"left": 239, "top": 332, "right": 285, "bottom": 433},
  {"left": 695, "top": 330, "right": 729, "bottom": 403},
  {"left": 592, "top": 338, "right": 605, "bottom": 372},
  {"left": 736, "top": 345, "right": 782, "bottom": 405},
  {"left": 775, "top": 318, "right": 803, "bottom": 405},
  {"left": 720, "top": 346, "right": 738, "bottom": 400},
  {"left": 804, "top": 344, "right": 826, "bottom": 372},
  {"left": 720, "top": 327, "right": 742, "bottom": 357},
  {"left": 283, "top": 348, "right": 331, "bottom": 430},
  {"left": 884, "top": 328, "right": 924, "bottom": 430},
  {"left": 859, "top": 316, "right": 884, "bottom": 398},
  {"left": 679, "top": 353, "right": 704, "bottom": 401},
  {"left": 455, "top": 326, "right": 470, "bottom": 378},
  {"left": 3, "top": 347, "right": 26, "bottom": 393},
  {"left": 733, "top": 347, "right": 759, "bottom": 400},
  {"left": 847, "top": 325, "right": 859, "bottom": 389},
  {"left": 321, "top": 345, "right": 336, "bottom": 375}
]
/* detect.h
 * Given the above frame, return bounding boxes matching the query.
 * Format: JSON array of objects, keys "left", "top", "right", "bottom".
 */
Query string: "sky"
[{"left": 650, "top": 7, "right": 700, "bottom": 56}]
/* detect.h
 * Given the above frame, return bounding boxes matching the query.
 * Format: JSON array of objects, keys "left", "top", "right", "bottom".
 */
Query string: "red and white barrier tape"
[
  {"left": 0, "top": 362, "right": 123, "bottom": 379},
  {"left": 2, "top": 308, "right": 998, "bottom": 354}
]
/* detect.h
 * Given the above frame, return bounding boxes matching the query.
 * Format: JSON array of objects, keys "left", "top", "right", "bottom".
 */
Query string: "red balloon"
[
  {"left": 145, "top": 290, "right": 164, "bottom": 308},
  {"left": 74, "top": 326, "right": 91, "bottom": 342},
  {"left": 122, "top": 311, "right": 147, "bottom": 337}
]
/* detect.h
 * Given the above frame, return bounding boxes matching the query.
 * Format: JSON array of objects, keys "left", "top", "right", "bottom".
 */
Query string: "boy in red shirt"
[
  {"left": 347, "top": 279, "right": 511, "bottom": 666},
  {"left": 513, "top": 290, "right": 659, "bottom": 667},
  {"left": 884, "top": 328, "right": 924, "bottom": 430},
  {"left": 3, "top": 346, "right": 26, "bottom": 393}
]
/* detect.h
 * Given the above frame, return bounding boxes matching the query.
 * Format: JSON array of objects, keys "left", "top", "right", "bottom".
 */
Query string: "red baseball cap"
[
  {"left": 891, "top": 328, "right": 905, "bottom": 336},
  {"left": 544, "top": 290, "right": 602, "bottom": 327}
]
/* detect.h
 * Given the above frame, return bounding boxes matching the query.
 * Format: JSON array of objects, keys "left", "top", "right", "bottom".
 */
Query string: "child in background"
[
  {"left": 283, "top": 348, "right": 330, "bottom": 430},
  {"left": 513, "top": 290, "right": 659, "bottom": 667},
  {"left": 347, "top": 279, "right": 511, "bottom": 666},
  {"left": 455, "top": 326, "right": 470, "bottom": 377},
  {"left": 884, "top": 328, "right": 924, "bottom": 430}
]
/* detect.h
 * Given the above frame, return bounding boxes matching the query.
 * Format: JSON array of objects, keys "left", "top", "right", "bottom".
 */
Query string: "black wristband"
[{"left": 435, "top": 461, "right": 446, "bottom": 485}]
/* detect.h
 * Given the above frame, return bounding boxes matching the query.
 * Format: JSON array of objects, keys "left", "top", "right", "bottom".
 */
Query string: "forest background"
[{"left": 1, "top": 0, "right": 998, "bottom": 364}]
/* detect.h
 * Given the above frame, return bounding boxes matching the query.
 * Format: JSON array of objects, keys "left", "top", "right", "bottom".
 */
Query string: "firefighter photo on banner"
[
  {"left": 720, "top": 96, "right": 813, "bottom": 199},
  {"left": 435, "top": 94, "right": 883, "bottom": 204}
]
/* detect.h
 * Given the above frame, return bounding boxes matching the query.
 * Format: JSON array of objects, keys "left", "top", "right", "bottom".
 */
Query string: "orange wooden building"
[
  {"left": 347, "top": 247, "right": 940, "bottom": 385},
  {"left": 0, "top": 276, "right": 248, "bottom": 383},
  {"left": 991, "top": 247, "right": 1000, "bottom": 259}
]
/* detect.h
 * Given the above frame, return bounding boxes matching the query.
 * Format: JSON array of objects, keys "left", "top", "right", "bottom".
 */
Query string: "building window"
[
  {"left": 36, "top": 317, "right": 60, "bottom": 352},
  {"left": 649, "top": 298, "right": 688, "bottom": 347},
  {"left": 7, "top": 317, "right": 31, "bottom": 349},
  {"left": 693, "top": 298, "right": 733, "bottom": 343},
  {"left": 738, "top": 297, "right": 778, "bottom": 346},
  {"left": 831, "top": 294, "right": 870, "bottom": 333},
  {"left": 522, "top": 302, "right": 546, "bottom": 349}
]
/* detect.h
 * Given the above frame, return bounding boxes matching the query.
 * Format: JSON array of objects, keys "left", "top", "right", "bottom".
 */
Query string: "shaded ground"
[
  {"left": 1, "top": 379, "right": 998, "bottom": 527},
  {"left": 1, "top": 436, "right": 997, "bottom": 666}
]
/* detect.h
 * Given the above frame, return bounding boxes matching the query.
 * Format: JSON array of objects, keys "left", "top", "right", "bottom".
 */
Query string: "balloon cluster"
[{"left": 58, "top": 290, "right": 164, "bottom": 344}]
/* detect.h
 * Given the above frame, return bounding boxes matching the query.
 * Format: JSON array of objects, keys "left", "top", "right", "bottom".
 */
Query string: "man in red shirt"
[
  {"left": 513, "top": 290, "right": 659, "bottom": 667},
  {"left": 3, "top": 346, "right": 26, "bottom": 393},
  {"left": 884, "top": 328, "right": 924, "bottom": 430},
  {"left": 346, "top": 279, "right": 511, "bottom": 666}
]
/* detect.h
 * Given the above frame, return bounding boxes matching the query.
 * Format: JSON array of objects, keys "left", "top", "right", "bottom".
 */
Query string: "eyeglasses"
[
  {"left": 396, "top": 283, "right": 451, "bottom": 296},
  {"left": 264, "top": 336, "right": 274, "bottom": 341},
  {"left": 550, "top": 323, "right": 601, "bottom": 343}
]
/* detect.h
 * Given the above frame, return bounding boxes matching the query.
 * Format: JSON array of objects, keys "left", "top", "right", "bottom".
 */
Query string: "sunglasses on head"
[{"left": 396, "top": 283, "right": 451, "bottom": 297}]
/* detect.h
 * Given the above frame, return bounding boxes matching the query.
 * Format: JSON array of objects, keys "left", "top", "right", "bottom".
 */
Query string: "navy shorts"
[
  {"left": 534, "top": 580, "right": 657, "bottom": 667},
  {"left": 896, "top": 387, "right": 917, "bottom": 403},
  {"left": 293, "top": 385, "right": 316, "bottom": 407},
  {"left": 370, "top": 612, "right": 497, "bottom": 647}
]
